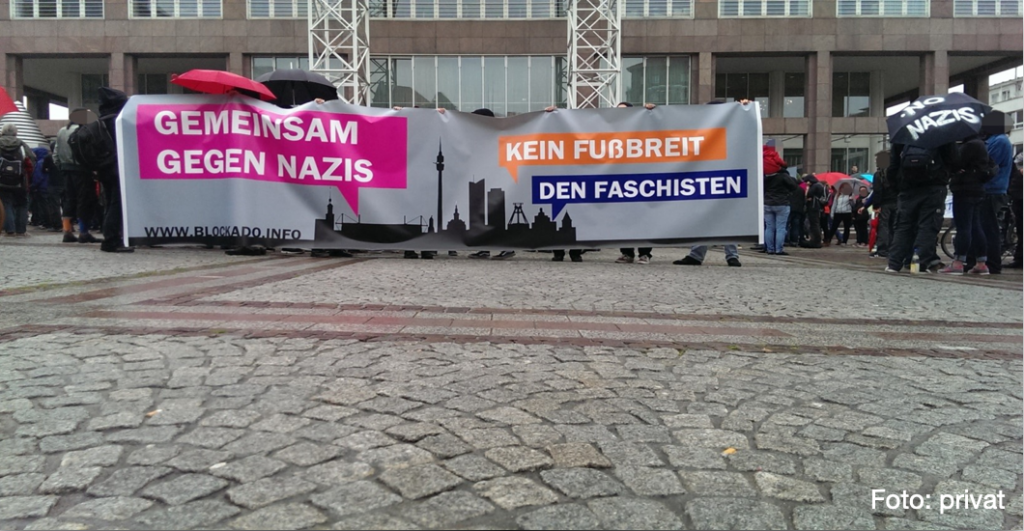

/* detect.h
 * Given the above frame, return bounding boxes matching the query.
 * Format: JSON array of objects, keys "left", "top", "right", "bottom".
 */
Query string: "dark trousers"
[
  {"left": 1013, "top": 197, "right": 1023, "bottom": 263},
  {"left": 875, "top": 204, "right": 897, "bottom": 256},
  {"left": 620, "top": 248, "right": 652, "bottom": 258},
  {"left": 44, "top": 185, "right": 63, "bottom": 228},
  {"left": 804, "top": 207, "right": 822, "bottom": 247},
  {"left": 854, "top": 216, "right": 870, "bottom": 244},
  {"left": 827, "top": 213, "right": 853, "bottom": 244},
  {"left": 787, "top": 211, "right": 805, "bottom": 245},
  {"left": 66, "top": 169, "right": 98, "bottom": 227},
  {"left": 978, "top": 193, "right": 1008, "bottom": 273},
  {"left": 101, "top": 176, "right": 124, "bottom": 248},
  {"left": 888, "top": 185, "right": 947, "bottom": 271},
  {"left": 553, "top": 250, "right": 582, "bottom": 260},
  {"left": 951, "top": 195, "right": 986, "bottom": 261}
]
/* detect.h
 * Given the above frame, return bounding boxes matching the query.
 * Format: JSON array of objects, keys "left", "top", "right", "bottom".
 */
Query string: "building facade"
[
  {"left": 988, "top": 74, "right": 1023, "bottom": 154},
  {"left": 1, "top": 0, "right": 1021, "bottom": 173}
]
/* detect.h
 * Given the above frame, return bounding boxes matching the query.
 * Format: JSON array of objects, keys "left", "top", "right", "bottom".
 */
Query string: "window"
[
  {"left": 784, "top": 73, "right": 805, "bottom": 118},
  {"left": 368, "top": 56, "right": 567, "bottom": 116},
  {"left": 137, "top": 74, "right": 168, "bottom": 95},
  {"left": 252, "top": 56, "right": 311, "bottom": 79},
  {"left": 369, "top": 0, "right": 565, "bottom": 17},
  {"left": 953, "top": 0, "right": 1022, "bottom": 15},
  {"left": 81, "top": 74, "right": 109, "bottom": 114},
  {"left": 719, "top": 0, "right": 809, "bottom": 16},
  {"left": 624, "top": 0, "right": 693, "bottom": 17},
  {"left": 837, "top": 0, "right": 927, "bottom": 15},
  {"left": 1011, "top": 110, "right": 1023, "bottom": 130},
  {"left": 131, "top": 0, "right": 221, "bottom": 17},
  {"left": 715, "top": 72, "right": 769, "bottom": 111},
  {"left": 622, "top": 56, "right": 691, "bottom": 107},
  {"left": 248, "top": 0, "right": 307, "bottom": 17},
  {"left": 12, "top": 0, "right": 102, "bottom": 17},
  {"left": 833, "top": 72, "right": 871, "bottom": 117}
]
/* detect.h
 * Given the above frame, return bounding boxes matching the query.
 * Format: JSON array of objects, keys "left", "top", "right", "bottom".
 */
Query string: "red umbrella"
[
  {"left": 815, "top": 172, "right": 851, "bottom": 187},
  {"left": 171, "top": 69, "right": 277, "bottom": 101}
]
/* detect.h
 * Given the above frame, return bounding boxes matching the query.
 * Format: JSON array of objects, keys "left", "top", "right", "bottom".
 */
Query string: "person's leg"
[
  {"left": 73, "top": 171, "right": 100, "bottom": 241},
  {"left": 689, "top": 245, "right": 709, "bottom": 262},
  {"left": 775, "top": 206, "right": 790, "bottom": 253},
  {"left": 840, "top": 214, "right": 852, "bottom": 244},
  {"left": 1, "top": 195, "right": 13, "bottom": 234},
  {"left": 763, "top": 205, "right": 777, "bottom": 253},
  {"left": 789, "top": 212, "right": 803, "bottom": 245},
  {"left": 569, "top": 249, "right": 583, "bottom": 262},
  {"left": 912, "top": 186, "right": 947, "bottom": 270},
  {"left": 888, "top": 192, "right": 923, "bottom": 271},
  {"left": 15, "top": 203, "right": 29, "bottom": 234},
  {"left": 100, "top": 178, "right": 128, "bottom": 251},
  {"left": 951, "top": 195, "right": 976, "bottom": 261},
  {"left": 1011, "top": 197, "right": 1023, "bottom": 266},
  {"left": 552, "top": 250, "right": 566, "bottom": 261},
  {"left": 723, "top": 245, "right": 739, "bottom": 260},
  {"left": 638, "top": 248, "right": 652, "bottom": 258},
  {"left": 805, "top": 208, "right": 821, "bottom": 247},
  {"left": 619, "top": 248, "right": 635, "bottom": 258}
]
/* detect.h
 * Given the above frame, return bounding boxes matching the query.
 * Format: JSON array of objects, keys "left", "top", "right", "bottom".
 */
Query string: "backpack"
[
  {"left": 54, "top": 124, "right": 80, "bottom": 168},
  {"left": 0, "top": 145, "right": 26, "bottom": 190},
  {"left": 900, "top": 145, "right": 945, "bottom": 186},
  {"left": 68, "top": 119, "right": 116, "bottom": 172}
]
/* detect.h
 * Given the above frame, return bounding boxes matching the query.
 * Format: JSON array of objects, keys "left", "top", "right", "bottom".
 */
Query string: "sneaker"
[
  {"left": 925, "top": 261, "right": 943, "bottom": 274},
  {"left": 885, "top": 267, "right": 900, "bottom": 273},
  {"left": 492, "top": 251, "right": 516, "bottom": 260},
  {"left": 469, "top": 251, "right": 490, "bottom": 259},
  {"left": 615, "top": 255, "right": 634, "bottom": 264},
  {"left": 421, "top": 251, "right": 435, "bottom": 259},
  {"left": 78, "top": 233, "right": 102, "bottom": 244},
  {"left": 968, "top": 263, "right": 990, "bottom": 275},
  {"left": 570, "top": 254, "right": 583, "bottom": 263},
  {"left": 448, "top": 251, "right": 458, "bottom": 257},
  {"left": 727, "top": 257, "right": 742, "bottom": 267},
  {"left": 62, "top": 232, "right": 78, "bottom": 243},
  {"left": 637, "top": 255, "right": 650, "bottom": 265},
  {"left": 673, "top": 256, "right": 702, "bottom": 266},
  {"left": 404, "top": 251, "right": 419, "bottom": 259},
  {"left": 939, "top": 261, "right": 964, "bottom": 275}
]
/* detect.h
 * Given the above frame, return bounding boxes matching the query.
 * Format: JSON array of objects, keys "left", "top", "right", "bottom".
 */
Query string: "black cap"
[{"left": 471, "top": 108, "right": 495, "bottom": 117}]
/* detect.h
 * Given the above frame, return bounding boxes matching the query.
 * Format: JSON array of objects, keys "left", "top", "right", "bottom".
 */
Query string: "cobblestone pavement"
[{"left": 1, "top": 232, "right": 1022, "bottom": 530}]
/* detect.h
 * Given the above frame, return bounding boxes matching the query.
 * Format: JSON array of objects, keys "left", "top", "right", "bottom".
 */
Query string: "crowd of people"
[
  {"left": 2, "top": 93, "right": 1022, "bottom": 272},
  {"left": 1, "top": 88, "right": 132, "bottom": 252}
]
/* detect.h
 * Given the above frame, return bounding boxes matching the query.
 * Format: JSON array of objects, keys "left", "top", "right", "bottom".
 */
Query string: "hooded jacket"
[
  {"left": 0, "top": 134, "right": 35, "bottom": 202},
  {"left": 951, "top": 136, "right": 992, "bottom": 197},
  {"left": 762, "top": 145, "right": 786, "bottom": 175}
]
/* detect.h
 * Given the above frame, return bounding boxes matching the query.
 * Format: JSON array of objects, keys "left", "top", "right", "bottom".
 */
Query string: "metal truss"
[
  {"left": 567, "top": 0, "right": 622, "bottom": 109},
  {"left": 308, "top": 0, "right": 370, "bottom": 105}
]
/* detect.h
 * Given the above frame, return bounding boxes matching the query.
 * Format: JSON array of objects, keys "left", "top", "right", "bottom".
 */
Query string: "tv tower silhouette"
[
  {"left": 508, "top": 203, "right": 529, "bottom": 227},
  {"left": 435, "top": 139, "right": 444, "bottom": 234}
]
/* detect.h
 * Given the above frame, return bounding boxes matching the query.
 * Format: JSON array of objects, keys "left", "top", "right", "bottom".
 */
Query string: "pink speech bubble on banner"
[{"left": 135, "top": 103, "right": 407, "bottom": 215}]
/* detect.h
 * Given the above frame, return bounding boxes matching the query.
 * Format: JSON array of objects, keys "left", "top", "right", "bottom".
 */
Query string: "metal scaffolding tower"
[
  {"left": 308, "top": 0, "right": 370, "bottom": 105},
  {"left": 567, "top": 0, "right": 623, "bottom": 109}
]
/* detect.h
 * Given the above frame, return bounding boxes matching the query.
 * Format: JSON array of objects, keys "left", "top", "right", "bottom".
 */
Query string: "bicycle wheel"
[{"left": 940, "top": 225, "right": 956, "bottom": 260}]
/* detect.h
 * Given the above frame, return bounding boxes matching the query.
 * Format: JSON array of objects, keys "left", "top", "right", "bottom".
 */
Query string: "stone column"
[
  {"left": 805, "top": 50, "right": 832, "bottom": 174},
  {"left": 692, "top": 52, "right": 714, "bottom": 105},
  {"left": 769, "top": 70, "right": 785, "bottom": 118},
  {"left": 869, "top": 70, "right": 884, "bottom": 117},
  {"left": 229, "top": 52, "right": 245, "bottom": 76},
  {"left": 2, "top": 53, "right": 25, "bottom": 102},
  {"left": 108, "top": 53, "right": 137, "bottom": 94},
  {"left": 919, "top": 50, "right": 949, "bottom": 97}
]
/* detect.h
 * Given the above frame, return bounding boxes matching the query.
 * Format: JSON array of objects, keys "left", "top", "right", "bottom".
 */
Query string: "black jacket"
[
  {"left": 871, "top": 168, "right": 898, "bottom": 207},
  {"left": 789, "top": 185, "right": 806, "bottom": 213},
  {"left": 887, "top": 142, "right": 960, "bottom": 191},
  {"left": 764, "top": 171, "right": 798, "bottom": 207},
  {"left": 949, "top": 137, "right": 990, "bottom": 197}
]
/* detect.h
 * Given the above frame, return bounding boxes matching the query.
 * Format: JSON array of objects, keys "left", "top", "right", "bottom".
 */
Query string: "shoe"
[
  {"left": 939, "top": 261, "right": 964, "bottom": 275},
  {"left": 404, "top": 251, "right": 419, "bottom": 259},
  {"left": 78, "top": 233, "right": 102, "bottom": 243},
  {"left": 823, "top": 241, "right": 831, "bottom": 247},
  {"left": 615, "top": 255, "right": 634, "bottom": 264},
  {"left": 637, "top": 255, "right": 650, "bottom": 265},
  {"left": 448, "top": 251, "right": 458, "bottom": 257},
  {"left": 926, "top": 261, "right": 943, "bottom": 274},
  {"left": 551, "top": 255, "right": 564, "bottom": 262},
  {"left": 767, "top": 252, "right": 776, "bottom": 255},
  {"left": 329, "top": 250, "right": 354, "bottom": 257},
  {"left": 570, "top": 254, "right": 583, "bottom": 263},
  {"left": 968, "top": 263, "right": 990, "bottom": 275},
  {"left": 62, "top": 232, "right": 78, "bottom": 243},
  {"left": 776, "top": 251, "right": 789, "bottom": 256},
  {"left": 280, "top": 248, "right": 304, "bottom": 255},
  {"left": 421, "top": 253, "right": 434, "bottom": 260},
  {"left": 100, "top": 245, "right": 135, "bottom": 253},
  {"left": 310, "top": 249, "right": 330, "bottom": 258},
  {"left": 885, "top": 267, "right": 900, "bottom": 273},
  {"left": 727, "top": 258, "right": 742, "bottom": 267},
  {"left": 469, "top": 251, "right": 490, "bottom": 259},
  {"left": 673, "top": 256, "right": 702, "bottom": 266},
  {"left": 492, "top": 251, "right": 516, "bottom": 260}
]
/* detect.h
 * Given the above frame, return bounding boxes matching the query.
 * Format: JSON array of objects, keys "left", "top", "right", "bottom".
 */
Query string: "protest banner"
[{"left": 118, "top": 96, "right": 764, "bottom": 250}]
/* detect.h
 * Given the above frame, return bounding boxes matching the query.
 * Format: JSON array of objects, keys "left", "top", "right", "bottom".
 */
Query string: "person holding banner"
[
  {"left": 466, "top": 108, "right": 516, "bottom": 261},
  {"left": 612, "top": 101, "right": 656, "bottom": 265},
  {"left": 673, "top": 99, "right": 743, "bottom": 267}
]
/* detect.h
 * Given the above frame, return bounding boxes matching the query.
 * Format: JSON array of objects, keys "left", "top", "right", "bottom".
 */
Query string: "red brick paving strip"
[{"left": 0, "top": 324, "right": 1019, "bottom": 361}]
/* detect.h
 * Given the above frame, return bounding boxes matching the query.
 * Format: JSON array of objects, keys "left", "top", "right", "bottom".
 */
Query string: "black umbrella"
[
  {"left": 256, "top": 69, "right": 339, "bottom": 107},
  {"left": 886, "top": 92, "right": 992, "bottom": 149}
]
